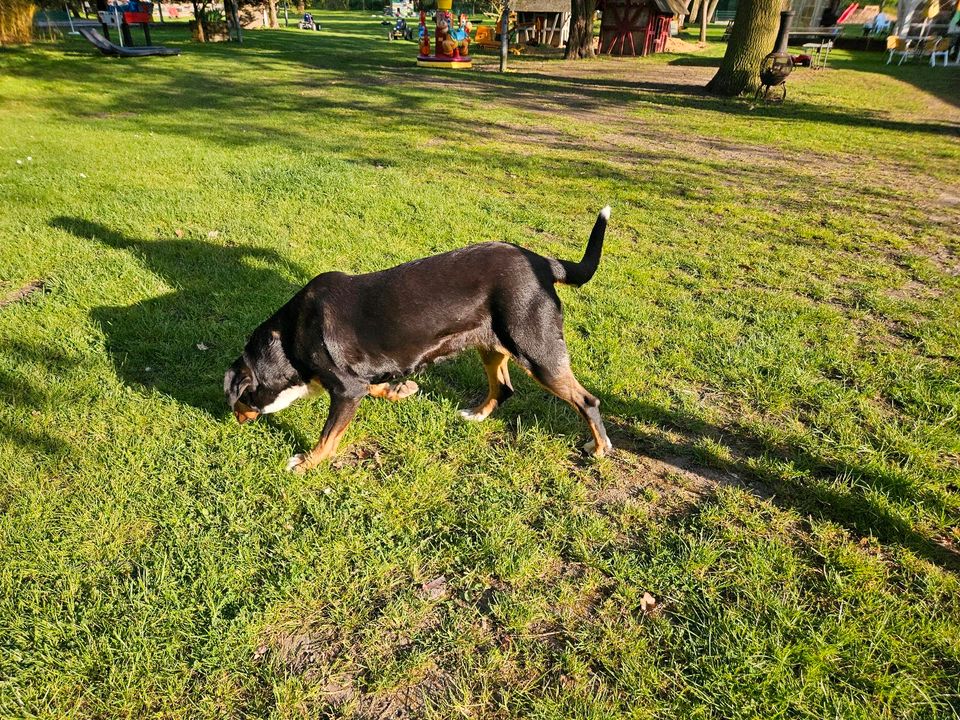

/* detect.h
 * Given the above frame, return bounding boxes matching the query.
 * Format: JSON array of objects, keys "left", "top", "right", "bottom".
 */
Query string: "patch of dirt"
[
  {"left": 597, "top": 445, "right": 737, "bottom": 514},
  {"left": 258, "top": 579, "right": 452, "bottom": 718},
  {"left": 0, "top": 279, "right": 45, "bottom": 309},
  {"left": 883, "top": 279, "right": 944, "bottom": 301},
  {"left": 919, "top": 245, "right": 960, "bottom": 277},
  {"left": 663, "top": 37, "right": 703, "bottom": 53},
  {"left": 331, "top": 441, "right": 385, "bottom": 470}
]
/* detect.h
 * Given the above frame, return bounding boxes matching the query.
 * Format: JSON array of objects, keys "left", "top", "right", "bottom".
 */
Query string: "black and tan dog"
[{"left": 225, "top": 206, "right": 612, "bottom": 473}]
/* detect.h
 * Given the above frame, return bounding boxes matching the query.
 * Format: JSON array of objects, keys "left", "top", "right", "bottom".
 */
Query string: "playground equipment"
[
  {"left": 417, "top": 0, "right": 472, "bottom": 68},
  {"left": 388, "top": 15, "right": 413, "bottom": 39},
  {"left": 78, "top": 26, "right": 180, "bottom": 56}
]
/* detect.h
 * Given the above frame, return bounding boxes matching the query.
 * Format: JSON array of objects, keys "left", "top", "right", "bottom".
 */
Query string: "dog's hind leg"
[
  {"left": 514, "top": 344, "right": 611, "bottom": 456},
  {"left": 459, "top": 349, "right": 514, "bottom": 422},
  {"left": 287, "top": 392, "right": 362, "bottom": 473},
  {"left": 536, "top": 364, "right": 611, "bottom": 456},
  {"left": 369, "top": 380, "right": 419, "bottom": 401}
]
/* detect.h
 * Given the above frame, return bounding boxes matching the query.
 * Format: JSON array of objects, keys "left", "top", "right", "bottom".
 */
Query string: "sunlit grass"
[{"left": 1, "top": 12, "right": 958, "bottom": 718}]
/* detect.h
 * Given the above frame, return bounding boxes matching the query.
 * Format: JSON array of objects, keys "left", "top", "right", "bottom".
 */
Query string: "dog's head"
[
  {"left": 225, "top": 330, "right": 310, "bottom": 423},
  {"left": 224, "top": 357, "right": 260, "bottom": 424}
]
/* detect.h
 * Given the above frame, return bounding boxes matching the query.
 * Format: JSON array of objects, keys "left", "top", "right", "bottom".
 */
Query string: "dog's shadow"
[{"left": 52, "top": 217, "right": 305, "bottom": 415}]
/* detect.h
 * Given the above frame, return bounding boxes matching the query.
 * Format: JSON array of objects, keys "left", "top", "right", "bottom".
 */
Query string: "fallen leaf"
[
  {"left": 196, "top": 342, "right": 209, "bottom": 351},
  {"left": 640, "top": 592, "right": 657, "bottom": 613},
  {"left": 207, "top": 230, "right": 220, "bottom": 239},
  {"left": 174, "top": 228, "right": 184, "bottom": 238},
  {"left": 421, "top": 576, "right": 448, "bottom": 601}
]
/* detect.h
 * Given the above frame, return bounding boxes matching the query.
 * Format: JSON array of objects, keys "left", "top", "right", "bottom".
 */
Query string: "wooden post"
[
  {"left": 699, "top": 0, "right": 707, "bottom": 41},
  {"left": 500, "top": 0, "right": 509, "bottom": 71}
]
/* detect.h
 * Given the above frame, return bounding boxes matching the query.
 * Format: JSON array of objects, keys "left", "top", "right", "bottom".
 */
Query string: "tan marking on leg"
[
  {"left": 288, "top": 395, "right": 361, "bottom": 473},
  {"left": 525, "top": 366, "right": 612, "bottom": 457},
  {"left": 460, "top": 351, "right": 511, "bottom": 421}
]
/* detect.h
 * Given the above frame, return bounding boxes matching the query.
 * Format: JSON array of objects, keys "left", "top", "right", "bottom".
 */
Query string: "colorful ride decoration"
[{"left": 417, "top": 0, "right": 472, "bottom": 69}]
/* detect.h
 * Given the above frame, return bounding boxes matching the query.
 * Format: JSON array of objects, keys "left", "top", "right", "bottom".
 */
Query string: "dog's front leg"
[{"left": 287, "top": 392, "right": 362, "bottom": 473}]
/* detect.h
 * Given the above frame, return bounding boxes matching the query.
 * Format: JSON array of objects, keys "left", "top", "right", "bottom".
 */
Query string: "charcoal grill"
[{"left": 756, "top": 11, "right": 795, "bottom": 102}]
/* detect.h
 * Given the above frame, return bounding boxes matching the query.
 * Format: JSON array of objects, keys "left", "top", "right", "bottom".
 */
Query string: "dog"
[{"left": 225, "top": 206, "right": 612, "bottom": 473}]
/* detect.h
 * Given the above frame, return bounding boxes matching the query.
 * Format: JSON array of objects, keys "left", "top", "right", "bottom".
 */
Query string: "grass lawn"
[{"left": 1, "top": 13, "right": 959, "bottom": 718}]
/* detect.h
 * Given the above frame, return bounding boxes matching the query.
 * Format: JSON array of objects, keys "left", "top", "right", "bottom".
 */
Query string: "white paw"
[
  {"left": 583, "top": 438, "right": 613, "bottom": 456},
  {"left": 286, "top": 453, "right": 306, "bottom": 472},
  {"left": 394, "top": 380, "right": 419, "bottom": 399},
  {"left": 458, "top": 408, "right": 487, "bottom": 422}
]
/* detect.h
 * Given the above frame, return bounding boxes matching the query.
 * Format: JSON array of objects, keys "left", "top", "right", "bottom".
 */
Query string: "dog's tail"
[{"left": 553, "top": 205, "right": 610, "bottom": 287}]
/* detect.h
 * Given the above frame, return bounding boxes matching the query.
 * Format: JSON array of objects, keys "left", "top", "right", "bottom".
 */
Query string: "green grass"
[{"left": 1, "top": 13, "right": 959, "bottom": 718}]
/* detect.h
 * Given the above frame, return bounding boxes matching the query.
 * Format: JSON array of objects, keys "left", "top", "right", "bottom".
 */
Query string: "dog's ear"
[{"left": 224, "top": 358, "right": 255, "bottom": 408}]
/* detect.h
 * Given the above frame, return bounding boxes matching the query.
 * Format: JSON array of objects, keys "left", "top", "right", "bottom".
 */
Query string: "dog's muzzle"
[{"left": 233, "top": 402, "right": 260, "bottom": 424}]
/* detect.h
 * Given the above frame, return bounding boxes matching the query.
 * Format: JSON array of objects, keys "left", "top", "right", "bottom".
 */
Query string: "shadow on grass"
[
  {"left": 0, "top": 339, "right": 77, "bottom": 459},
  {"left": 11, "top": 17, "right": 957, "bottom": 160},
  {"left": 597, "top": 394, "right": 960, "bottom": 575},
  {"left": 402, "top": 339, "right": 960, "bottom": 576},
  {"left": 51, "top": 216, "right": 306, "bottom": 415},
  {"left": 39, "top": 216, "right": 960, "bottom": 576}
]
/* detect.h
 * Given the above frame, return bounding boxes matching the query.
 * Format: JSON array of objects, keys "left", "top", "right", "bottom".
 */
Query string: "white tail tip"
[{"left": 600, "top": 205, "right": 611, "bottom": 220}]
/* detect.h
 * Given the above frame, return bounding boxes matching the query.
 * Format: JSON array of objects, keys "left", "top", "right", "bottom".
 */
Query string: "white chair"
[
  {"left": 886, "top": 34, "right": 914, "bottom": 64},
  {"left": 925, "top": 36, "right": 951, "bottom": 66}
]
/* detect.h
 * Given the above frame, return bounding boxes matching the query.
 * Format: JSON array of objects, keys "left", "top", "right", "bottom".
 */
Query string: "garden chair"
[
  {"left": 886, "top": 34, "right": 914, "bottom": 64},
  {"left": 922, "top": 36, "right": 951, "bottom": 65}
]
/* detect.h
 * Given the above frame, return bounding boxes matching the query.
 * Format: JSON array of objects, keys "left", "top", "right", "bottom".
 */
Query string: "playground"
[{"left": 1, "top": 11, "right": 959, "bottom": 718}]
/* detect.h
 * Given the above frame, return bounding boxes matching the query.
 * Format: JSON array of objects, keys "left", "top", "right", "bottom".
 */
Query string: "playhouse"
[
  {"left": 513, "top": 0, "right": 571, "bottom": 48},
  {"left": 597, "top": 0, "right": 686, "bottom": 55}
]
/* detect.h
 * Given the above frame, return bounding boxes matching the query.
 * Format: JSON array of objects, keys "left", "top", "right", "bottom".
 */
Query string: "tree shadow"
[
  {"left": 15, "top": 18, "right": 953, "bottom": 159},
  {"left": 50, "top": 216, "right": 306, "bottom": 414}
]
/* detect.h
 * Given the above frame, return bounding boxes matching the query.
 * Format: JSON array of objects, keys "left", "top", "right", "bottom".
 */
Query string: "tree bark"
[
  {"left": 564, "top": 0, "right": 596, "bottom": 58},
  {"left": 706, "top": 0, "right": 780, "bottom": 96},
  {"left": 266, "top": 0, "right": 278, "bottom": 28}
]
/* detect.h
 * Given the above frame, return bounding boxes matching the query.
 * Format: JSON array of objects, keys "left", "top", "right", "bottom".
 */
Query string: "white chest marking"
[{"left": 261, "top": 384, "right": 311, "bottom": 414}]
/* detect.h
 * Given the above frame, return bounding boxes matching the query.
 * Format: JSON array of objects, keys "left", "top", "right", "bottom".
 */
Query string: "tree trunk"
[
  {"left": 688, "top": 0, "right": 702, "bottom": 23},
  {"left": 266, "top": 0, "right": 278, "bottom": 28},
  {"left": 706, "top": 0, "right": 780, "bottom": 96},
  {"left": 564, "top": 0, "right": 596, "bottom": 58},
  {"left": 499, "top": 0, "right": 509, "bottom": 71},
  {"left": 296, "top": 0, "right": 304, "bottom": 12},
  {"left": 705, "top": 0, "right": 721, "bottom": 23},
  {"left": 191, "top": 0, "right": 207, "bottom": 40}
]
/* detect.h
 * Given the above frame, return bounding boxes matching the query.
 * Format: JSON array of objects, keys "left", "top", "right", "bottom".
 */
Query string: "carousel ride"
[{"left": 417, "top": 0, "right": 472, "bottom": 69}]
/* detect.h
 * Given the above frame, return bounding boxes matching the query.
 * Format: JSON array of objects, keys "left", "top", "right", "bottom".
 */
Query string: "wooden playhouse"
[
  {"left": 513, "top": 0, "right": 571, "bottom": 48},
  {"left": 597, "top": 0, "right": 686, "bottom": 55}
]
